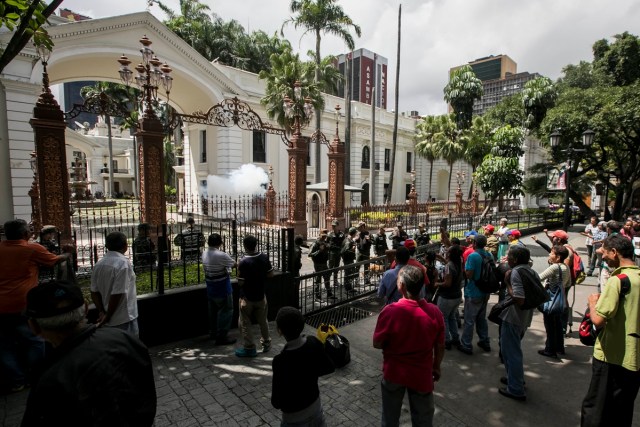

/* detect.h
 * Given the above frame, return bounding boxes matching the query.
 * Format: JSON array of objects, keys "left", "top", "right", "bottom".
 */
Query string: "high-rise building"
[
  {"left": 336, "top": 49, "right": 388, "bottom": 109},
  {"left": 449, "top": 54, "right": 541, "bottom": 116}
]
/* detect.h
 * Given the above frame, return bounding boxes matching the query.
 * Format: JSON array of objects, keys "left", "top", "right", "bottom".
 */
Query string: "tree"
[
  {"left": 460, "top": 116, "right": 492, "bottom": 197},
  {"left": 443, "top": 65, "right": 483, "bottom": 130},
  {"left": 593, "top": 31, "right": 640, "bottom": 86},
  {"left": 258, "top": 47, "right": 323, "bottom": 133},
  {"left": 0, "top": 0, "right": 63, "bottom": 74},
  {"left": 283, "top": 0, "right": 361, "bottom": 182},
  {"left": 414, "top": 115, "right": 441, "bottom": 200},
  {"left": 387, "top": 4, "right": 401, "bottom": 203},
  {"left": 475, "top": 125, "right": 525, "bottom": 218},
  {"left": 483, "top": 94, "right": 525, "bottom": 129},
  {"left": 80, "top": 82, "right": 135, "bottom": 198},
  {"left": 522, "top": 76, "right": 558, "bottom": 130}
]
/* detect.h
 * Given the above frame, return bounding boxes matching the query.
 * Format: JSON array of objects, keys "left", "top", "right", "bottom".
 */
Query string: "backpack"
[
  {"left": 515, "top": 266, "right": 550, "bottom": 310},
  {"left": 579, "top": 274, "right": 631, "bottom": 346},
  {"left": 565, "top": 244, "right": 586, "bottom": 285},
  {"left": 475, "top": 252, "right": 500, "bottom": 294}
]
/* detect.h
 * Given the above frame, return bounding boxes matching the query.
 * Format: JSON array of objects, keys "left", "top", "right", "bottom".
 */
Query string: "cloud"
[{"left": 59, "top": 0, "right": 640, "bottom": 116}]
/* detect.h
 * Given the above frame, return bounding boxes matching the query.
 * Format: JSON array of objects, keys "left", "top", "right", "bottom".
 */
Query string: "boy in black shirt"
[{"left": 271, "top": 307, "right": 334, "bottom": 425}]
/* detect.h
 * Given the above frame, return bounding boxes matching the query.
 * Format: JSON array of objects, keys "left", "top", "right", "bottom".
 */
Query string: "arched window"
[{"left": 362, "top": 146, "right": 370, "bottom": 169}]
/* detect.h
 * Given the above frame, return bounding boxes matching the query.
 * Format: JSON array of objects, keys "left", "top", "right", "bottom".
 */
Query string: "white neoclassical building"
[{"left": 1, "top": 10, "right": 551, "bottom": 226}]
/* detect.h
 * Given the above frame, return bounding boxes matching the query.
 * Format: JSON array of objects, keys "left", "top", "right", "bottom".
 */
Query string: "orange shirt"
[{"left": 0, "top": 240, "right": 60, "bottom": 313}]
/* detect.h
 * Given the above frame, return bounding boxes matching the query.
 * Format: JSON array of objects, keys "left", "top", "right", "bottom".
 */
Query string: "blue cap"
[{"left": 464, "top": 230, "right": 478, "bottom": 237}]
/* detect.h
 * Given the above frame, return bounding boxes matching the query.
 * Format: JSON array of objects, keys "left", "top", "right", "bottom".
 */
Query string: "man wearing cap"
[
  {"left": 174, "top": 216, "right": 205, "bottom": 261},
  {"left": 373, "top": 225, "right": 389, "bottom": 257},
  {"left": 37, "top": 225, "right": 60, "bottom": 255},
  {"left": 414, "top": 222, "right": 431, "bottom": 246},
  {"left": 463, "top": 231, "right": 478, "bottom": 262},
  {"left": 355, "top": 221, "right": 372, "bottom": 285},
  {"left": 21, "top": 281, "right": 156, "bottom": 426},
  {"left": 378, "top": 247, "right": 411, "bottom": 304},
  {"left": 484, "top": 225, "right": 498, "bottom": 259},
  {"left": 309, "top": 230, "right": 334, "bottom": 300},
  {"left": 507, "top": 230, "right": 524, "bottom": 247},
  {"left": 327, "top": 220, "right": 345, "bottom": 286},
  {"left": 391, "top": 222, "right": 409, "bottom": 250},
  {"left": 460, "top": 235, "right": 492, "bottom": 355},
  {"left": 91, "top": 231, "right": 139, "bottom": 336},
  {"left": 0, "top": 219, "right": 72, "bottom": 393},
  {"left": 341, "top": 227, "right": 358, "bottom": 294}
]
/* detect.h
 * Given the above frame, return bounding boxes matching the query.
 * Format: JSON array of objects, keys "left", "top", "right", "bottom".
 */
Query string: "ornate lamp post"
[
  {"left": 117, "top": 35, "right": 173, "bottom": 226},
  {"left": 549, "top": 129, "right": 595, "bottom": 231},
  {"left": 283, "top": 81, "right": 314, "bottom": 237},
  {"left": 408, "top": 169, "right": 418, "bottom": 218},
  {"left": 30, "top": 43, "right": 72, "bottom": 243}
]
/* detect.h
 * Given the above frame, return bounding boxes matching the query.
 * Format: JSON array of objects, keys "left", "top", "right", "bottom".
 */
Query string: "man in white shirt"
[{"left": 91, "top": 231, "right": 139, "bottom": 336}]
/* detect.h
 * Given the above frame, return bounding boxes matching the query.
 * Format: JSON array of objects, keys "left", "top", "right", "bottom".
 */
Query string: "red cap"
[
  {"left": 403, "top": 239, "right": 416, "bottom": 250},
  {"left": 551, "top": 230, "right": 569, "bottom": 241},
  {"left": 485, "top": 224, "right": 495, "bottom": 233},
  {"left": 509, "top": 229, "right": 521, "bottom": 238}
]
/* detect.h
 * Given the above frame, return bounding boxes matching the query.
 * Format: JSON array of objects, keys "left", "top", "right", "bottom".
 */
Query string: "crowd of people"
[{"left": 1, "top": 213, "right": 639, "bottom": 426}]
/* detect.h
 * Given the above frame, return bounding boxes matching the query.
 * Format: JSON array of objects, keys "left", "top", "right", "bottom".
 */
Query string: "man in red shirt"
[
  {"left": 373, "top": 265, "right": 445, "bottom": 426},
  {"left": 463, "top": 231, "right": 478, "bottom": 262},
  {"left": 0, "top": 219, "right": 71, "bottom": 392}
]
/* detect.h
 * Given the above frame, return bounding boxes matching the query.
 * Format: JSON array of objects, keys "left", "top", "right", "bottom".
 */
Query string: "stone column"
[
  {"left": 287, "top": 133, "right": 308, "bottom": 238},
  {"left": 326, "top": 134, "right": 346, "bottom": 226},
  {"left": 30, "top": 81, "right": 71, "bottom": 243},
  {"left": 136, "top": 114, "right": 166, "bottom": 227}
]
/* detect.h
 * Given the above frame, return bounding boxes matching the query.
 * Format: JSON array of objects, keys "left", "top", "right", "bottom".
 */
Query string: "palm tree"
[
  {"left": 80, "top": 82, "right": 134, "bottom": 198},
  {"left": 430, "top": 114, "right": 462, "bottom": 201},
  {"left": 415, "top": 115, "right": 441, "bottom": 201},
  {"left": 444, "top": 65, "right": 483, "bottom": 130},
  {"left": 522, "top": 76, "right": 558, "bottom": 130},
  {"left": 460, "top": 116, "right": 492, "bottom": 197},
  {"left": 283, "top": 0, "right": 361, "bottom": 182},
  {"left": 258, "top": 47, "right": 323, "bottom": 133},
  {"left": 387, "top": 4, "right": 402, "bottom": 203}
]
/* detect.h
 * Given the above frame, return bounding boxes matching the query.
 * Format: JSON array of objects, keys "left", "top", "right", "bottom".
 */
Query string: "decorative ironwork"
[
  {"left": 64, "top": 92, "right": 130, "bottom": 121},
  {"left": 173, "top": 97, "right": 290, "bottom": 147}
]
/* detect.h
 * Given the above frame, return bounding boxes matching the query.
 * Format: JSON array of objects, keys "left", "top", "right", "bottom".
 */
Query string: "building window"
[
  {"left": 362, "top": 146, "right": 370, "bottom": 169},
  {"left": 383, "top": 183, "right": 389, "bottom": 202},
  {"left": 252, "top": 131, "right": 266, "bottom": 163},
  {"left": 199, "top": 130, "right": 207, "bottom": 163},
  {"left": 112, "top": 160, "right": 118, "bottom": 171},
  {"left": 384, "top": 149, "right": 390, "bottom": 171},
  {"left": 201, "top": 179, "right": 208, "bottom": 196},
  {"left": 406, "top": 184, "right": 412, "bottom": 199},
  {"left": 406, "top": 152, "right": 412, "bottom": 173}
]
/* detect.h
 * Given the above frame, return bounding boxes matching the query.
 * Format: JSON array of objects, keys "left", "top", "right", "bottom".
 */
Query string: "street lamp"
[
  {"left": 117, "top": 35, "right": 173, "bottom": 119},
  {"left": 549, "top": 129, "right": 595, "bottom": 230}
]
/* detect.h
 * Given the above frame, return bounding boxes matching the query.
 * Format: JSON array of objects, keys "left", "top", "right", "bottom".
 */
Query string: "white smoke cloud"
[{"left": 206, "top": 164, "right": 269, "bottom": 197}]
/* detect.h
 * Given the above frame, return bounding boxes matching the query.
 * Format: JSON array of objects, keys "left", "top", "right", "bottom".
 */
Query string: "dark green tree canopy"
[{"left": 443, "top": 65, "right": 483, "bottom": 130}]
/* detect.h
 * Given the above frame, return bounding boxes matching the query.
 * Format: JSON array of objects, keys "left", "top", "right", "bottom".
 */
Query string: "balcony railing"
[{"left": 100, "top": 168, "right": 131, "bottom": 174}]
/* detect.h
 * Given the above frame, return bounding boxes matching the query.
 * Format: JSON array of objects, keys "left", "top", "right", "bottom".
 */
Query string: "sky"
[{"left": 58, "top": 0, "right": 640, "bottom": 116}]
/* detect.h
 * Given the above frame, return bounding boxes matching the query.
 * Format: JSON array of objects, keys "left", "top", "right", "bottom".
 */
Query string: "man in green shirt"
[{"left": 582, "top": 235, "right": 640, "bottom": 427}]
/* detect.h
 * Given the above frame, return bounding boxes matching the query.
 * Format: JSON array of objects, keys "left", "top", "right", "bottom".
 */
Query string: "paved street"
[{"left": 2, "top": 227, "right": 640, "bottom": 426}]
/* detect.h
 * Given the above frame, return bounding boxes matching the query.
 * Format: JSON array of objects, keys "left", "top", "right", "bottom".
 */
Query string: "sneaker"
[
  {"left": 500, "top": 377, "right": 526, "bottom": 386},
  {"left": 261, "top": 341, "right": 272, "bottom": 353},
  {"left": 214, "top": 337, "right": 237, "bottom": 346},
  {"left": 498, "top": 387, "right": 526, "bottom": 401},
  {"left": 235, "top": 347, "right": 257, "bottom": 358},
  {"left": 537, "top": 349, "right": 558, "bottom": 359},
  {"left": 477, "top": 342, "right": 491, "bottom": 352},
  {"left": 456, "top": 344, "right": 473, "bottom": 355}
]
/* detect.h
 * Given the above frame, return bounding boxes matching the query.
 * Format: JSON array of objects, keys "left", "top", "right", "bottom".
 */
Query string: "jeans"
[
  {"left": 460, "top": 296, "right": 489, "bottom": 350},
  {"left": 111, "top": 318, "right": 139, "bottom": 337},
  {"left": 0, "top": 313, "right": 45, "bottom": 387},
  {"left": 239, "top": 296, "right": 270, "bottom": 350},
  {"left": 500, "top": 321, "right": 526, "bottom": 397},
  {"left": 437, "top": 296, "right": 461, "bottom": 343},
  {"left": 543, "top": 312, "right": 564, "bottom": 354},
  {"left": 588, "top": 247, "right": 602, "bottom": 274},
  {"left": 313, "top": 263, "right": 332, "bottom": 294},
  {"left": 582, "top": 358, "right": 640, "bottom": 427},
  {"left": 381, "top": 378, "right": 434, "bottom": 427},
  {"left": 208, "top": 294, "right": 234, "bottom": 339}
]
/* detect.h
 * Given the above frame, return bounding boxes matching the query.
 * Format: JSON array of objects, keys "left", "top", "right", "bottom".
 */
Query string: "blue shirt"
[
  {"left": 464, "top": 249, "right": 492, "bottom": 298},
  {"left": 378, "top": 265, "right": 402, "bottom": 303}
]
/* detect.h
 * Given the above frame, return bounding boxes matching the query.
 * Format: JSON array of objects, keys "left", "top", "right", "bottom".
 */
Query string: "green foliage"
[
  {"left": 522, "top": 76, "right": 558, "bottom": 130},
  {"left": 444, "top": 65, "right": 483, "bottom": 130},
  {"left": 258, "top": 46, "right": 323, "bottom": 131},
  {"left": 165, "top": 185, "right": 177, "bottom": 198},
  {"left": 593, "top": 31, "right": 640, "bottom": 86},
  {"left": 460, "top": 116, "right": 492, "bottom": 171},
  {"left": 483, "top": 94, "right": 525, "bottom": 130}
]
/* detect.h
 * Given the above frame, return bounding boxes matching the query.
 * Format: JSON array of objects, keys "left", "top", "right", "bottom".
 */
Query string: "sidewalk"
[{"left": 2, "top": 227, "right": 639, "bottom": 426}]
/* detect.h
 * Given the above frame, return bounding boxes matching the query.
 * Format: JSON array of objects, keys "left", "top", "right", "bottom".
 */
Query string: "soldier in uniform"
[
  {"left": 308, "top": 230, "right": 334, "bottom": 300},
  {"left": 341, "top": 227, "right": 358, "bottom": 293},
  {"left": 327, "top": 220, "right": 345, "bottom": 286},
  {"left": 373, "top": 225, "right": 389, "bottom": 257},
  {"left": 133, "top": 223, "right": 156, "bottom": 269},
  {"left": 391, "top": 222, "right": 409, "bottom": 249},
  {"left": 355, "top": 221, "right": 372, "bottom": 284},
  {"left": 414, "top": 222, "right": 431, "bottom": 247},
  {"left": 174, "top": 216, "right": 205, "bottom": 261}
]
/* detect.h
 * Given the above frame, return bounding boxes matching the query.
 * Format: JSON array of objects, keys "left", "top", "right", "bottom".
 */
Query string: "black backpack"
[{"left": 475, "top": 252, "right": 500, "bottom": 294}]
